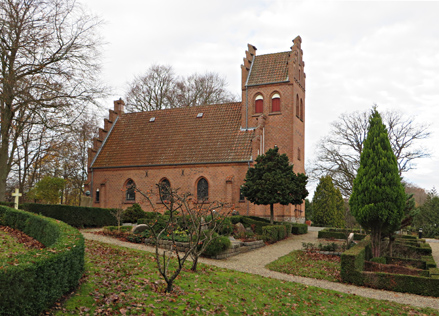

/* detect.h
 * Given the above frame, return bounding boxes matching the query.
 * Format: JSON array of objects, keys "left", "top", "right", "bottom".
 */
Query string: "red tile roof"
[
  {"left": 247, "top": 52, "right": 290, "bottom": 86},
  {"left": 92, "top": 103, "right": 254, "bottom": 168}
]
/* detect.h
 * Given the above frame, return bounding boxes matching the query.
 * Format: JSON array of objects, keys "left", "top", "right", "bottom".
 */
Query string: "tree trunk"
[
  {"left": 270, "top": 204, "right": 274, "bottom": 224},
  {"left": 371, "top": 229, "right": 382, "bottom": 258},
  {"left": 165, "top": 280, "right": 173, "bottom": 293},
  {"left": 0, "top": 143, "right": 10, "bottom": 202},
  {"left": 191, "top": 256, "right": 199, "bottom": 272}
]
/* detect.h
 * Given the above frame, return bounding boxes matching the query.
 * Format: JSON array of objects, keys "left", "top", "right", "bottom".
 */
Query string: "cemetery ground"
[{"left": 2, "top": 226, "right": 439, "bottom": 315}]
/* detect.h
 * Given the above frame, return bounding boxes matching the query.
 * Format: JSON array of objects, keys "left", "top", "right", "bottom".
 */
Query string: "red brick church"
[{"left": 85, "top": 36, "right": 306, "bottom": 222}]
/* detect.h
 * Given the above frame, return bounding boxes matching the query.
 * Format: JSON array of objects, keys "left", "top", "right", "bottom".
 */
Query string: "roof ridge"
[
  {"left": 123, "top": 102, "right": 242, "bottom": 116},
  {"left": 256, "top": 51, "right": 290, "bottom": 57}
]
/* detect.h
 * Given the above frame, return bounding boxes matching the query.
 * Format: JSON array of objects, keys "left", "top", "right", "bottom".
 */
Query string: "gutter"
[{"left": 91, "top": 160, "right": 254, "bottom": 170}]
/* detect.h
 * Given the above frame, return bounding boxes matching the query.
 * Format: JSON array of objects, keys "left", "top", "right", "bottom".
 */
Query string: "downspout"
[
  {"left": 247, "top": 159, "right": 250, "bottom": 216},
  {"left": 90, "top": 168, "right": 94, "bottom": 202},
  {"left": 263, "top": 127, "right": 265, "bottom": 153}
]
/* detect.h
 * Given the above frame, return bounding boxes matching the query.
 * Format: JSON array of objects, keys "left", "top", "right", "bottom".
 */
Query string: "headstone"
[
  {"left": 234, "top": 222, "right": 246, "bottom": 236},
  {"left": 80, "top": 195, "right": 92, "bottom": 207},
  {"left": 132, "top": 224, "right": 148, "bottom": 234},
  {"left": 347, "top": 232, "right": 354, "bottom": 245},
  {"left": 12, "top": 188, "right": 22, "bottom": 210},
  {"left": 201, "top": 217, "right": 208, "bottom": 231}
]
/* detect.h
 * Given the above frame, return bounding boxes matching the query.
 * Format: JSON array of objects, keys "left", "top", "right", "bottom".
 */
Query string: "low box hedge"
[
  {"left": 21, "top": 203, "right": 117, "bottom": 228},
  {"left": 340, "top": 235, "right": 439, "bottom": 297},
  {"left": 0, "top": 205, "right": 85, "bottom": 316},
  {"left": 291, "top": 223, "right": 308, "bottom": 235},
  {"left": 262, "top": 225, "right": 286, "bottom": 243}
]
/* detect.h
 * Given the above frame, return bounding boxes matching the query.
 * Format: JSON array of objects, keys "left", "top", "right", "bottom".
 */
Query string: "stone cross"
[{"left": 12, "top": 188, "right": 22, "bottom": 210}]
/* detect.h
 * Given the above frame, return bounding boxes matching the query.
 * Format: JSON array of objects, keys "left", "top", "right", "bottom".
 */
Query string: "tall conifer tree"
[
  {"left": 241, "top": 147, "right": 308, "bottom": 224},
  {"left": 349, "top": 109, "right": 405, "bottom": 257},
  {"left": 312, "top": 175, "right": 345, "bottom": 227}
]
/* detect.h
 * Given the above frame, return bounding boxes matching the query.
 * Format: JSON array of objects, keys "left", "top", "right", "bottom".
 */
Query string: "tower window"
[
  {"left": 197, "top": 178, "right": 209, "bottom": 201},
  {"left": 296, "top": 95, "right": 300, "bottom": 118},
  {"left": 300, "top": 99, "right": 304, "bottom": 121},
  {"left": 255, "top": 95, "right": 263, "bottom": 114},
  {"left": 271, "top": 93, "right": 280, "bottom": 112},
  {"left": 297, "top": 148, "right": 301, "bottom": 161}
]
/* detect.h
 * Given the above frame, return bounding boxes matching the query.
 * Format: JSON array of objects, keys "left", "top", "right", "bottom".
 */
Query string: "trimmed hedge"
[
  {"left": 262, "top": 225, "right": 287, "bottom": 243},
  {"left": 318, "top": 228, "right": 366, "bottom": 240},
  {"left": 0, "top": 205, "right": 85, "bottom": 316},
  {"left": 21, "top": 203, "right": 117, "bottom": 228},
  {"left": 340, "top": 235, "right": 439, "bottom": 297},
  {"left": 291, "top": 223, "right": 308, "bottom": 235}
]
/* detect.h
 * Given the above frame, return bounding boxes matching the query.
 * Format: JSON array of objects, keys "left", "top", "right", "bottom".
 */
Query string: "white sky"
[{"left": 84, "top": 0, "right": 439, "bottom": 195}]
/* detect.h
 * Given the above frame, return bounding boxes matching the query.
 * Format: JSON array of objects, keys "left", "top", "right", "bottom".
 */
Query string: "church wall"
[{"left": 91, "top": 161, "right": 304, "bottom": 222}]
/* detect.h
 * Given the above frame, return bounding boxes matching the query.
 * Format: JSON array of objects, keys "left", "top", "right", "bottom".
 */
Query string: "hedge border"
[
  {"left": 0, "top": 206, "right": 85, "bottom": 316},
  {"left": 21, "top": 203, "right": 117, "bottom": 228},
  {"left": 341, "top": 235, "right": 439, "bottom": 297}
]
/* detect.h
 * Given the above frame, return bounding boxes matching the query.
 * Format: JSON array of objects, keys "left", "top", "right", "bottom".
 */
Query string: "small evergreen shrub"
[
  {"left": 122, "top": 203, "right": 145, "bottom": 223},
  {"left": 202, "top": 232, "right": 231, "bottom": 257},
  {"left": 370, "top": 257, "right": 386, "bottom": 264}
]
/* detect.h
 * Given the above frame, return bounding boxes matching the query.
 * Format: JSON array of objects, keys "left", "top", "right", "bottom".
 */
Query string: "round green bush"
[
  {"left": 202, "top": 232, "right": 231, "bottom": 257},
  {"left": 122, "top": 203, "right": 145, "bottom": 223}
]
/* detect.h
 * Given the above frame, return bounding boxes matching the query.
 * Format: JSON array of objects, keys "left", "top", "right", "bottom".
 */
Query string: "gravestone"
[
  {"left": 132, "top": 224, "right": 148, "bottom": 234},
  {"left": 12, "top": 188, "right": 22, "bottom": 210}
]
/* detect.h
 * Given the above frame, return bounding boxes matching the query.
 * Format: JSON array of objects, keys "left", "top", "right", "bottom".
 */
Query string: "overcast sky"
[{"left": 84, "top": 0, "right": 439, "bottom": 195}]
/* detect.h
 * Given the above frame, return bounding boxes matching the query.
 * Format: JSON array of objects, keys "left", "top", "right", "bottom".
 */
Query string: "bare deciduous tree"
[
  {"left": 134, "top": 183, "right": 230, "bottom": 293},
  {"left": 0, "top": 0, "right": 105, "bottom": 201},
  {"left": 125, "top": 64, "right": 178, "bottom": 112},
  {"left": 175, "top": 72, "right": 237, "bottom": 107},
  {"left": 125, "top": 65, "right": 238, "bottom": 112},
  {"left": 309, "top": 109, "right": 430, "bottom": 197}
]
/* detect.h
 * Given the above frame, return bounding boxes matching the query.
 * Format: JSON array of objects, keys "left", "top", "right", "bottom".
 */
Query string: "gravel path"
[{"left": 81, "top": 229, "right": 439, "bottom": 311}]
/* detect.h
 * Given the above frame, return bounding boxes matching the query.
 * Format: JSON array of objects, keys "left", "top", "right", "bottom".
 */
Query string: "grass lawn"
[
  {"left": 48, "top": 240, "right": 438, "bottom": 315},
  {"left": 0, "top": 228, "right": 29, "bottom": 260},
  {"left": 266, "top": 250, "right": 342, "bottom": 282}
]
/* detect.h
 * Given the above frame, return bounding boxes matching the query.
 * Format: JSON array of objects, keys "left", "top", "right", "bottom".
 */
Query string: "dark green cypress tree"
[
  {"left": 312, "top": 175, "right": 345, "bottom": 227},
  {"left": 349, "top": 109, "right": 405, "bottom": 257},
  {"left": 241, "top": 147, "right": 308, "bottom": 224}
]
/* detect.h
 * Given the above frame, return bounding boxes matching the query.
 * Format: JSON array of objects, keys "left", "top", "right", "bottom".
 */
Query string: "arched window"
[
  {"left": 300, "top": 99, "right": 304, "bottom": 121},
  {"left": 95, "top": 189, "right": 100, "bottom": 203},
  {"left": 297, "top": 148, "right": 301, "bottom": 161},
  {"left": 197, "top": 178, "right": 209, "bottom": 201},
  {"left": 271, "top": 93, "right": 280, "bottom": 112},
  {"left": 159, "top": 178, "right": 171, "bottom": 201},
  {"left": 296, "top": 95, "right": 299, "bottom": 118},
  {"left": 126, "top": 179, "right": 135, "bottom": 201},
  {"left": 255, "top": 95, "right": 263, "bottom": 114}
]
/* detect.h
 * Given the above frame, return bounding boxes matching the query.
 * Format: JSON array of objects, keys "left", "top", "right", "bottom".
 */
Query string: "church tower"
[{"left": 241, "top": 36, "right": 306, "bottom": 217}]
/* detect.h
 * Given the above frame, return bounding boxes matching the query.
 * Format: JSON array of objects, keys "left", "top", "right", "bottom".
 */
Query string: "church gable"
[{"left": 92, "top": 102, "right": 254, "bottom": 168}]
